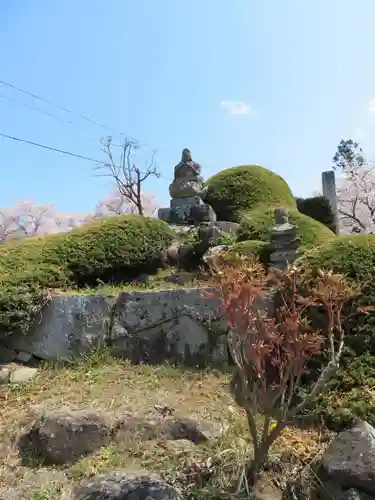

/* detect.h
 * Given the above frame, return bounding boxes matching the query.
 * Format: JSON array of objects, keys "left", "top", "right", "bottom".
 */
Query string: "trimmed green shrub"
[
  {"left": 237, "top": 206, "right": 335, "bottom": 249},
  {"left": 230, "top": 240, "right": 271, "bottom": 266},
  {"left": 0, "top": 215, "right": 173, "bottom": 337},
  {"left": 204, "top": 165, "right": 296, "bottom": 222},
  {"left": 296, "top": 196, "right": 336, "bottom": 232},
  {"left": 298, "top": 235, "right": 375, "bottom": 428}
]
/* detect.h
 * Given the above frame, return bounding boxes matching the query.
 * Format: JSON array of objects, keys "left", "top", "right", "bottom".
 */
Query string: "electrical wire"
[
  {"left": 0, "top": 131, "right": 173, "bottom": 180},
  {"left": 0, "top": 92, "right": 74, "bottom": 124},
  {"left": 0, "top": 78, "right": 124, "bottom": 136}
]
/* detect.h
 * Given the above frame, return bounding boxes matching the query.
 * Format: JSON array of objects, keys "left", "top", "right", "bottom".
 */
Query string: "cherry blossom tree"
[
  {"left": 0, "top": 190, "right": 160, "bottom": 245},
  {"left": 0, "top": 200, "right": 91, "bottom": 243},
  {"left": 333, "top": 138, "right": 375, "bottom": 234},
  {"left": 95, "top": 190, "right": 159, "bottom": 218}
]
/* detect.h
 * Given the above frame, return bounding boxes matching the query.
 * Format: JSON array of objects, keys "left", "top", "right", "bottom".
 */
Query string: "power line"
[
  {"left": 0, "top": 132, "right": 173, "bottom": 180},
  {"left": 0, "top": 92, "right": 74, "bottom": 124},
  {"left": 0, "top": 78, "right": 124, "bottom": 137},
  {"left": 0, "top": 132, "right": 105, "bottom": 164}
]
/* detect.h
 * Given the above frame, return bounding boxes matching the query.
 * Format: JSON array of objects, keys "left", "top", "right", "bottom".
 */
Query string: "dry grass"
[{"left": 0, "top": 349, "right": 334, "bottom": 499}]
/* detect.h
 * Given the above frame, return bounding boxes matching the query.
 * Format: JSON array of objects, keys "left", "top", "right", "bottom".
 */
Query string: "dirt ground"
[{"left": 0, "top": 350, "right": 333, "bottom": 499}]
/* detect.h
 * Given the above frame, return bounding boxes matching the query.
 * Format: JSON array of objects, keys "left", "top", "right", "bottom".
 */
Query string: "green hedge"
[
  {"left": 237, "top": 206, "right": 335, "bottom": 249},
  {"left": 298, "top": 235, "right": 375, "bottom": 428},
  {"left": 230, "top": 240, "right": 271, "bottom": 266},
  {"left": 296, "top": 196, "right": 336, "bottom": 233},
  {"left": 0, "top": 215, "right": 173, "bottom": 337},
  {"left": 204, "top": 165, "right": 296, "bottom": 222}
]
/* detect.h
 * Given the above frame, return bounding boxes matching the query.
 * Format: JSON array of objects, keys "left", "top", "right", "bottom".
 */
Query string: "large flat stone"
[
  {"left": 110, "top": 288, "right": 228, "bottom": 366},
  {"left": 5, "top": 295, "right": 115, "bottom": 361}
]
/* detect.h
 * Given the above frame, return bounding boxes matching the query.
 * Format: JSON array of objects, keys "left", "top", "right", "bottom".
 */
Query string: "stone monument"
[
  {"left": 158, "top": 149, "right": 216, "bottom": 224},
  {"left": 322, "top": 170, "right": 339, "bottom": 235},
  {"left": 269, "top": 208, "right": 300, "bottom": 269}
]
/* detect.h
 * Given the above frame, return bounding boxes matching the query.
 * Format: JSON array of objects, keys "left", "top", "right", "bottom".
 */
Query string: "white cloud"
[
  {"left": 220, "top": 100, "right": 254, "bottom": 116},
  {"left": 368, "top": 98, "right": 375, "bottom": 113}
]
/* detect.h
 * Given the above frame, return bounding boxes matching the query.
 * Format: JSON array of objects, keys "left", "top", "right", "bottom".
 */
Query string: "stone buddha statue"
[
  {"left": 169, "top": 148, "right": 207, "bottom": 199},
  {"left": 174, "top": 148, "right": 202, "bottom": 179},
  {"left": 158, "top": 148, "right": 216, "bottom": 224}
]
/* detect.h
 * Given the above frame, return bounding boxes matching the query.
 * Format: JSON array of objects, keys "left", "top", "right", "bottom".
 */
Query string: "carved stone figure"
[
  {"left": 169, "top": 149, "right": 207, "bottom": 199},
  {"left": 174, "top": 148, "right": 201, "bottom": 178},
  {"left": 158, "top": 148, "right": 215, "bottom": 224}
]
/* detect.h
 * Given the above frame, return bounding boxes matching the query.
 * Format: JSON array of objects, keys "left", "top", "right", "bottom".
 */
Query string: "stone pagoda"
[
  {"left": 269, "top": 208, "right": 300, "bottom": 270},
  {"left": 158, "top": 149, "right": 216, "bottom": 224}
]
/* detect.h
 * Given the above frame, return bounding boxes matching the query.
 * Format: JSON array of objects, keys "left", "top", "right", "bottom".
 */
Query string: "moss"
[
  {"left": 0, "top": 215, "right": 173, "bottom": 337},
  {"left": 237, "top": 206, "right": 335, "bottom": 249},
  {"left": 204, "top": 165, "right": 296, "bottom": 222},
  {"left": 231, "top": 240, "right": 271, "bottom": 266}
]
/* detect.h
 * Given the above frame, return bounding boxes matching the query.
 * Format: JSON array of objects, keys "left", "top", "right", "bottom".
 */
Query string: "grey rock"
[
  {"left": 170, "top": 196, "right": 202, "bottom": 208},
  {"left": 6, "top": 295, "right": 115, "bottom": 361},
  {"left": 191, "top": 203, "right": 216, "bottom": 222},
  {"left": 321, "top": 421, "right": 375, "bottom": 495},
  {"left": 110, "top": 288, "right": 226, "bottom": 366},
  {"left": 9, "top": 366, "right": 38, "bottom": 384},
  {"left": 214, "top": 221, "right": 240, "bottom": 234},
  {"left": 0, "top": 345, "right": 17, "bottom": 363},
  {"left": 15, "top": 350, "right": 33, "bottom": 363},
  {"left": 198, "top": 224, "right": 222, "bottom": 246},
  {"left": 74, "top": 470, "right": 182, "bottom": 500},
  {"left": 340, "top": 488, "right": 375, "bottom": 500},
  {"left": 202, "top": 245, "right": 233, "bottom": 267},
  {"left": 19, "top": 411, "right": 111, "bottom": 465},
  {"left": 114, "top": 414, "right": 225, "bottom": 445},
  {"left": 315, "top": 479, "right": 344, "bottom": 500},
  {"left": 169, "top": 178, "right": 206, "bottom": 198}
]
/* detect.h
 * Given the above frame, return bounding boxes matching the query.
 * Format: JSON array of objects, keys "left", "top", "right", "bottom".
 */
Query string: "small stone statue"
[
  {"left": 158, "top": 148, "right": 216, "bottom": 224},
  {"left": 174, "top": 148, "right": 202, "bottom": 179},
  {"left": 169, "top": 148, "right": 207, "bottom": 200}
]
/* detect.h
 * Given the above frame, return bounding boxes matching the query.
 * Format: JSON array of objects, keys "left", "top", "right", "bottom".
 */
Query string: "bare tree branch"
[{"left": 95, "top": 136, "right": 160, "bottom": 216}]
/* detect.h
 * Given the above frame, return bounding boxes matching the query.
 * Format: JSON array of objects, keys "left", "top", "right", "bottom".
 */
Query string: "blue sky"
[{"left": 1, "top": 0, "right": 375, "bottom": 214}]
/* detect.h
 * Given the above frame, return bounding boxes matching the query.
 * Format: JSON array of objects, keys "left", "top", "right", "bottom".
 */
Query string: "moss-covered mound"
[
  {"left": 0, "top": 215, "right": 173, "bottom": 337},
  {"left": 237, "top": 206, "right": 335, "bottom": 249},
  {"left": 298, "top": 236, "right": 375, "bottom": 428},
  {"left": 204, "top": 165, "right": 296, "bottom": 222}
]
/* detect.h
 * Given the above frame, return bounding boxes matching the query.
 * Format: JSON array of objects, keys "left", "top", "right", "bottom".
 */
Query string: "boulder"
[
  {"left": 5, "top": 295, "right": 115, "bottom": 361},
  {"left": 321, "top": 421, "right": 375, "bottom": 495},
  {"left": 74, "top": 470, "right": 182, "bottom": 500},
  {"left": 340, "top": 489, "right": 375, "bottom": 500},
  {"left": 18, "top": 410, "right": 111, "bottom": 465},
  {"left": 114, "top": 414, "right": 225, "bottom": 445},
  {"left": 110, "top": 288, "right": 228, "bottom": 366}
]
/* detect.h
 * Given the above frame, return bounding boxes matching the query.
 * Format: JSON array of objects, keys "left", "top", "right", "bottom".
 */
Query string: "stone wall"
[{"left": 1, "top": 287, "right": 274, "bottom": 368}]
